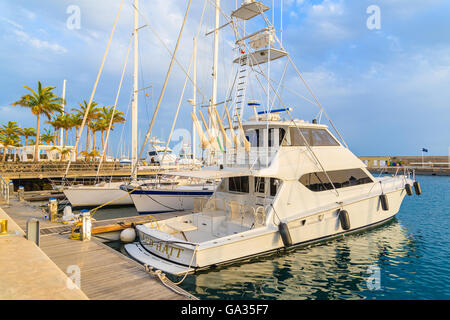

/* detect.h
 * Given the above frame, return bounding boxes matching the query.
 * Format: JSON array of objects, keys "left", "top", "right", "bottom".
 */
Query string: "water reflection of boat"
[{"left": 181, "top": 219, "right": 413, "bottom": 299}]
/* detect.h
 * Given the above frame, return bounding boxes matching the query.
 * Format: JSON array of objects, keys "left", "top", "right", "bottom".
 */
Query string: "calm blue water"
[
  {"left": 105, "top": 175, "right": 450, "bottom": 299},
  {"left": 174, "top": 175, "right": 450, "bottom": 299}
]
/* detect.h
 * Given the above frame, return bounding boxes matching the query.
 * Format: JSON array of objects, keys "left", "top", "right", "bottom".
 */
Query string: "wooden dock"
[
  {"left": 0, "top": 199, "right": 196, "bottom": 300},
  {"left": 0, "top": 208, "right": 88, "bottom": 300},
  {"left": 37, "top": 233, "right": 194, "bottom": 300},
  {"left": 0, "top": 161, "right": 199, "bottom": 180}
]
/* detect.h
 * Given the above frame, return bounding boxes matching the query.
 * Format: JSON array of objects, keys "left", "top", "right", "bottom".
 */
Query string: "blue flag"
[{"left": 422, "top": 148, "right": 428, "bottom": 153}]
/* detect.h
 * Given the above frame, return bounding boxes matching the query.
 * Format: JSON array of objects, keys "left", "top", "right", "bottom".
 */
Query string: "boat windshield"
[{"left": 283, "top": 128, "right": 340, "bottom": 147}]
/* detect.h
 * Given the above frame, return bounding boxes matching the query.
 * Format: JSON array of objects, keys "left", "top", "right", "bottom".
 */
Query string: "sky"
[{"left": 0, "top": 0, "right": 449, "bottom": 157}]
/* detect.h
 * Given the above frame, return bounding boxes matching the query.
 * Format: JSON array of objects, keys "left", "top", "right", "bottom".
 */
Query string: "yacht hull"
[
  {"left": 128, "top": 187, "right": 407, "bottom": 275},
  {"left": 63, "top": 184, "right": 133, "bottom": 207},
  {"left": 129, "top": 187, "right": 215, "bottom": 214}
]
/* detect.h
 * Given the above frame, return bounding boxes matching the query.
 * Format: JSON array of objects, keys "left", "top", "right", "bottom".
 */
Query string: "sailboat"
[
  {"left": 64, "top": 0, "right": 212, "bottom": 210},
  {"left": 63, "top": 0, "right": 142, "bottom": 208},
  {"left": 125, "top": 0, "right": 420, "bottom": 275}
]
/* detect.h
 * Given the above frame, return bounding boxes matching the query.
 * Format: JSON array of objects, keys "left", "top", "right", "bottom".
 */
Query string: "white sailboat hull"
[
  {"left": 63, "top": 183, "right": 133, "bottom": 207},
  {"left": 129, "top": 185, "right": 215, "bottom": 214}
]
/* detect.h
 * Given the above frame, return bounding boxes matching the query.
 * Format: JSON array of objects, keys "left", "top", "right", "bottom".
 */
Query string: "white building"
[{"left": 13, "top": 145, "right": 76, "bottom": 162}]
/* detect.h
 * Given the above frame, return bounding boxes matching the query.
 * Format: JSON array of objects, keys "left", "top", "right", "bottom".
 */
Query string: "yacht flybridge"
[{"left": 125, "top": 0, "right": 419, "bottom": 275}]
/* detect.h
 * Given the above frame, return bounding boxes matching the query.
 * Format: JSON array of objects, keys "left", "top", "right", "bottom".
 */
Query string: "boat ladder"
[{"left": 233, "top": 56, "right": 249, "bottom": 124}]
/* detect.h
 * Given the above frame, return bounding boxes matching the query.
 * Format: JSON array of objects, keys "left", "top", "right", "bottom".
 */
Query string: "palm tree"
[
  {"left": 72, "top": 100, "right": 100, "bottom": 153},
  {"left": 22, "top": 127, "right": 36, "bottom": 146},
  {"left": 0, "top": 122, "right": 22, "bottom": 161},
  {"left": 0, "top": 121, "right": 22, "bottom": 136},
  {"left": 89, "top": 121, "right": 102, "bottom": 153},
  {"left": 40, "top": 128, "right": 54, "bottom": 145},
  {"left": 12, "top": 81, "right": 63, "bottom": 161},
  {"left": 46, "top": 116, "right": 62, "bottom": 145},
  {"left": 98, "top": 106, "right": 125, "bottom": 158},
  {"left": 0, "top": 132, "right": 21, "bottom": 162},
  {"left": 70, "top": 113, "right": 83, "bottom": 159},
  {"left": 79, "top": 149, "right": 100, "bottom": 162},
  {"left": 50, "top": 146, "right": 72, "bottom": 161},
  {"left": 56, "top": 113, "right": 73, "bottom": 147}
]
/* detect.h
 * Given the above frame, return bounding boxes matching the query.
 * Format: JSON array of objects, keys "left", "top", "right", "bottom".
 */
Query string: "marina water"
[{"left": 105, "top": 175, "right": 449, "bottom": 300}]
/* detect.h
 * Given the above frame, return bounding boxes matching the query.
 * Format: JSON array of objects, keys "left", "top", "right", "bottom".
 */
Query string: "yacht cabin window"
[
  {"left": 246, "top": 129, "right": 260, "bottom": 147},
  {"left": 246, "top": 127, "right": 286, "bottom": 148},
  {"left": 268, "top": 128, "right": 274, "bottom": 147},
  {"left": 299, "top": 168, "right": 373, "bottom": 192},
  {"left": 229, "top": 176, "right": 249, "bottom": 193},
  {"left": 279, "top": 128, "right": 286, "bottom": 146},
  {"left": 254, "top": 177, "right": 265, "bottom": 193},
  {"left": 283, "top": 128, "right": 340, "bottom": 147},
  {"left": 270, "top": 178, "right": 280, "bottom": 197}
]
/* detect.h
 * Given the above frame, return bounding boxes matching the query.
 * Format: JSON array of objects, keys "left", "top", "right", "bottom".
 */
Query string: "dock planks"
[
  {"left": 1, "top": 199, "right": 196, "bottom": 300},
  {"left": 38, "top": 233, "right": 194, "bottom": 300},
  {"left": 0, "top": 208, "right": 88, "bottom": 300}
]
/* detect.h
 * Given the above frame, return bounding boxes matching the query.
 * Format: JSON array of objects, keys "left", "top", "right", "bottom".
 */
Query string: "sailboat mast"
[
  {"left": 131, "top": 0, "right": 139, "bottom": 180},
  {"left": 60, "top": 79, "right": 66, "bottom": 149},
  {"left": 212, "top": 0, "right": 220, "bottom": 110},
  {"left": 209, "top": 0, "right": 220, "bottom": 165},
  {"left": 192, "top": 36, "right": 197, "bottom": 161}
]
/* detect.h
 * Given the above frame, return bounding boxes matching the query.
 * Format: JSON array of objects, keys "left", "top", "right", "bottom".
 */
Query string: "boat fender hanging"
[
  {"left": 380, "top": 194, "right": 389, "bottom": 211},
  {"left": 339, "top": 209, "right": 351, "bottom": 231},
  {"left": 120, "top": 228, "right": 136, "bottom": 243},
  {"left": 405, "top": 184, "right": 413, "bottom": 196},
  {"left": 413, "top": 181, "right": 422, "bottom": 195},
  {"left": 278, "top": 222, "right": 292, "bottom": 247}
]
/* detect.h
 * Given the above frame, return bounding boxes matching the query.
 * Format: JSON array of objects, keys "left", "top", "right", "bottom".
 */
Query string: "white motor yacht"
[
  {"left": 124, "top": 1, "right": 420, "bottom": 275},
  {"left": 125, "top": 116, "right": 419, "bottom": 275}
]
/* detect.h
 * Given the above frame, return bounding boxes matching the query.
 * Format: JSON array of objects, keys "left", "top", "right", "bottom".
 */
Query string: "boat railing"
[
  {"left": 0, "top": 175, "right": 9, "bottom": 205},
  {"left": 221, "top": 147, "right": 279, "bottom": 169},
  {"left": 194, "top": 197, "right": 226, "bottom": 213},
  {"left": 227, "top": 201, "right": 266, "bottom": 227},
  {"left": 194, "top": 197, "right": 267, "bottom": 227}
]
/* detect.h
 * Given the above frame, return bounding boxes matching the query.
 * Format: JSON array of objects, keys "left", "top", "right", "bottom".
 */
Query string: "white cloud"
[
  {"left": 290, "top": 11, "right": 299, "bottom": 19},
  {"left": 310, "top": 0, "right": 345, "bottom": 17},
  {"left": 20, "top": 8, "right": 36, "bottom": 21},
  {"left": 13, "top": 29, "right": 67, "bottom": 54},
  {"left": 0, "top": 16, "right": 23, "bottom": 29}
]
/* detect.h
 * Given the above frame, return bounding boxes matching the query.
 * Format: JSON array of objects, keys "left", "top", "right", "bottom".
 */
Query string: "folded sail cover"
[
  {"left": 213, "top": 107, "right": 232, "bottom": 149},
  {"left": 191, "top": 106, "right": 250, "bottom": 152},
  {"left": 191, "top": 112, "right": 211, "bottom": 150}
]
